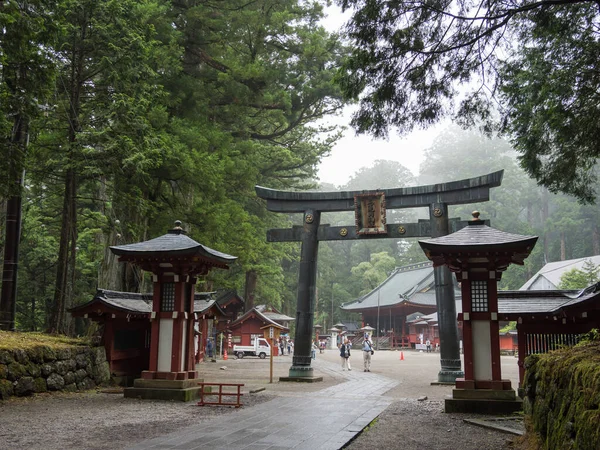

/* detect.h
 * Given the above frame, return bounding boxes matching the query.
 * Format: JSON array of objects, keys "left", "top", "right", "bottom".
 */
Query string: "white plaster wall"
[
  {"left": 472, "top": 320, "right": 492, "bottom": 380},
  {"left": 157, "top": 319, "right": 173, "bottom": 372},
  {"left": 530, "top": 277, "right": 557, "bottom": 290}
]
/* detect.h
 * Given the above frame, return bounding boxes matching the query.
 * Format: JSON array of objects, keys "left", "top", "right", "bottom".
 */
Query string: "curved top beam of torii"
[{"left": 255, "top": 170, "right": 503, "bottom": 213}]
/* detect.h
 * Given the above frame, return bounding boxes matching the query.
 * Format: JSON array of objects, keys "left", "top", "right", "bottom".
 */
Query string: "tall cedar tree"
[{"left": 336, "top": 0, "right": 600, "bottom": 202}]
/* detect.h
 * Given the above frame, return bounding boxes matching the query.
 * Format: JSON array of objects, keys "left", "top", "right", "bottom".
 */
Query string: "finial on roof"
[
  {"left": 168, "top": 220, "right": 187, "bottom": 235},
  {"left": 468, "top": 210, "right": 484, "bottom": 226}
]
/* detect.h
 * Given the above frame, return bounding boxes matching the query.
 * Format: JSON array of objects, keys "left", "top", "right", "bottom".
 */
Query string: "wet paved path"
[{"left": 128, "top": 358, "right": 398, "bottom": 450}]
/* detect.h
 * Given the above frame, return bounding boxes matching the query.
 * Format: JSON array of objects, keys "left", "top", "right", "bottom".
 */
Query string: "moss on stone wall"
[
  {"left": 523, "top": 333, "right": 600, "bottom": 450},
  {"left": 0, "top": 334, "right": 110, "bottom": 401}
]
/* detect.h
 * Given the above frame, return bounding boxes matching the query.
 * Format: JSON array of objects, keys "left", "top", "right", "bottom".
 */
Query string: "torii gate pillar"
[
  {"left": 430, "top": 203, "right": 463, "bottom": 381},
  {"left": 288, "top": 208, "right": 321, "bottom": 379}
]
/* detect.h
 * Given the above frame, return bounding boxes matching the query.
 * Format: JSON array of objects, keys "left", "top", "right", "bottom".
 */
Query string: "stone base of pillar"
[
  {"left": 445, "top": 388, "right": 522, "bottom": 414},
  {"left": 279, "top": 365, "right": 323, "bottom": 382},
  {"left": 437, "top": 369, "right": 464, "bottom": 383},
  {"left": 124, "top": 378, "right": 204, "bottom": 402}
]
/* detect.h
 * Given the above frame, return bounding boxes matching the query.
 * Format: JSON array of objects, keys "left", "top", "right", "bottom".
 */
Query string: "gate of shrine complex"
[{"left": 256, "top": 170, "right": 504, "bottom": 382}]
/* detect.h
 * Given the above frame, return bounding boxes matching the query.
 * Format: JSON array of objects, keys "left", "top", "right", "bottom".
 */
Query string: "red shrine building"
[
  {"left": 341, "top": 261, "right": 462, "bottom": 349},
  {"left": 228, "top": 305, "right": 293, "bottom": 349}
]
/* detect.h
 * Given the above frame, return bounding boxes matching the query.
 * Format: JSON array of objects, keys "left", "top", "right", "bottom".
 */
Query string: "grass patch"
[{"left": 0, "top": 331, "right": 88, "bottom": 350}]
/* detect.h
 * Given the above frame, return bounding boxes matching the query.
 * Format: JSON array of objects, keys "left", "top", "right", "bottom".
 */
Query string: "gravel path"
[{"left": 0, "top": 351, "right": 525, "bottom": 450}]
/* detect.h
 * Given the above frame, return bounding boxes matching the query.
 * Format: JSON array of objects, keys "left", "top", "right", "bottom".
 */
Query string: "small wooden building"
[{"left": 227, "top": 306, "right": 292, "bottom": 348}]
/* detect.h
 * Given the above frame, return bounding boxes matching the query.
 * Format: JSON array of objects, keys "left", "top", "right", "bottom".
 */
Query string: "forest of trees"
[{"left": 2, "top": 1, "right": 600, "bottom": 336}]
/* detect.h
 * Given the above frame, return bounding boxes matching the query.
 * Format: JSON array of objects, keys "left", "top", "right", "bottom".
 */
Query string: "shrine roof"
[
  {"left": 69, "top": 289, "right": 225, "bottom": 316},
  {"left": 110, "top": 225, "right": 237, "bottom": 265},
  {"left": 194, "top": 298, "right": 226, "bottom": 316},
  {"left": 215, "top": 290, "right": 245, "bottom": 307},
  {"left": 341, "top": 262, "right": 448, "bottom": 311},
  {"left": 419, "top": 219, "right": 538, "bottom": 252},
  {"left": 497, "top": 283, "right": 600, "bottom": 318},
  {"left": 255, "top": 304, "right": 295, "bottom": 322},
  {"left": 229, "top": 307, "right": 288, "bottom": 330},
  {"left": 69, "top": 289, "right": 153, "bottom": 314},
  {"left": 497, "top": 290, "right": 573, "bottom": 315}
]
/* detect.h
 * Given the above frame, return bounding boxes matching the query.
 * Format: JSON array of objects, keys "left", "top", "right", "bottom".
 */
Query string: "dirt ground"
[{"left": 0, "top": 349, "right": 524, "bottom": 450}]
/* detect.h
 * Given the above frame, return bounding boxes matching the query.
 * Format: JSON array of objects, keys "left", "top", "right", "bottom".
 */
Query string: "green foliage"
[
  {"left": 0, "top": 0, "right": 57, "bottom": 196},
  {"left": 2, "top": 0, "right": 347, "bottom": 333},
  {"left": 500, "top": 322, "right": 517, "bottom": 333},
  {"left": 350, "top": 252, "right": 396, "bottom": 296},
  {"left": 417, "top": 125, "right": 600, "bottom": 289},
  {"left": 336, "top": 0, "right": 600, "bottom": 202},
  {"left": 578, "top": 329, "right": 600, "bottom": 345},
  {"left": 558, "top": 261, "right": 600, "bottom": 290},
  {"left": 500, "top": 3, "right": 600, "bottom": 203}
]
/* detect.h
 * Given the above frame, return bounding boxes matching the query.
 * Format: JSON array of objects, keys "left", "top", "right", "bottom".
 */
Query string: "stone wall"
[
  {"left": 522, "top": 335, "right": 600, "bottom": 449},
  {"left": 0, "top": 345, "right": 111, "bottom": 400}
]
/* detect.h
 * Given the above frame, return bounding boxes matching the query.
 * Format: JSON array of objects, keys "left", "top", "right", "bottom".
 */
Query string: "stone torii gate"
[{"left": 255, "top": 170, "right": 503, "bottom": 382}]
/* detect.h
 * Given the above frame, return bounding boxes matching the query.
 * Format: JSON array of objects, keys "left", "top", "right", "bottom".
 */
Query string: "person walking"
[
  {"left": 426, "top": 338, "right": 431, "bottom": 353},
  {"left": 362, "top": 335, "right": 373, "bottom": 372},
  {"left": 206, "top": 338, "right": 214, "bottom": 359},
  {"left": 339, "top": 337, "right": 352, "bottom": 371},
  {"left": 280, "top": 338, "right": 285, "bottom": 356}
]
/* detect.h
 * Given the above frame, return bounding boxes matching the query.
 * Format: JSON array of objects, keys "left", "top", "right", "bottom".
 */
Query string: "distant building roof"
[
  {"left": 497, "top": 283, "right": 600, "bottom": 318},
  {"left": 341, "top": 321, "right": 360, "bottom": 332},
  {"left": 230, "top": 307, "right": 288, "bottom": 331},
  {"left": 255, "top": 304, "right": 295, "bottom": 322},
  {"left": 341, "top": 262, "right": 438, "bottom": 311},
  {"left": 341, "top": 262, "right": 465, "bottom": 314},
  {"left": 215, "top": 290, "right": 245, "bottom": 307},
  {"left": 520, "top": 255, "right": 600, "bottom": 290}
]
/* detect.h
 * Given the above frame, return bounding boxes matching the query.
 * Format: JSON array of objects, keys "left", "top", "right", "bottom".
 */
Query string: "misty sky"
[{"left": 317, "top": 5, "right": 446, "bottom": 187}]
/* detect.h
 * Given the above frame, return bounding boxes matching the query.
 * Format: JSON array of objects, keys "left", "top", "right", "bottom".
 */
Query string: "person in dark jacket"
[{"left": 339, "top": 337, "right": 352, "bottom": 371}]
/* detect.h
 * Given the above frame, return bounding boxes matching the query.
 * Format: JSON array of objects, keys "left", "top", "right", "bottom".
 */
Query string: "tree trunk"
[
  {"left": 0, "top": 112, "right": 26, "bottom": 331},
  {"left": 541, "top": 188, "right": 549, "bottom": 261},
  {"left": 527, "top": 200, "right": 534, "bottom": 227},
  {"left": 48, "top": 167, "right": 77, "bottom": 334},
  {"left": 0, "top": 179, "right": 23, "bottom": 331},
  {"left": 244, "top": 269, "right": 257, "bottom": 312},
  {"left": 593, "top": 223, "right": 600, "bottom": 256},
  {"left": 560, "top": 231, "right": 566, "bottom": 261}
]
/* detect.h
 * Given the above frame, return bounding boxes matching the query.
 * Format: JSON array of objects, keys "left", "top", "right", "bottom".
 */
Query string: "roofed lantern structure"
[
  {"left": 110, "top": 221, "right": 236, "bottom": 401},
  {"left": 419, "top": 211, "right": 537, "bottom": 414}
]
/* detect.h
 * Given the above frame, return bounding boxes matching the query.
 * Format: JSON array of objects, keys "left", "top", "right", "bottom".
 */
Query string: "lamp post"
[
  {"left": 376, "top": 289, "right": 381, "bottom": 350},
  {"left": 331, "top": 283, "right": 334, "bottom": 332}
]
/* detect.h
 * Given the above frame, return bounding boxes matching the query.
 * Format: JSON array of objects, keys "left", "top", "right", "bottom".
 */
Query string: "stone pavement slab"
[{"left": 127, "top": 358, "right": 398, "bottom": 450}]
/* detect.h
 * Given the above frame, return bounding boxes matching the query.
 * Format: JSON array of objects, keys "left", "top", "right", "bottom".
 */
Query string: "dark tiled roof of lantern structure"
[
  {"left": 418, "top": 211, "right": 538, "bottom": 266},
  {"left": 110, "top": 220, "right": 237, "bottom": 265}
]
